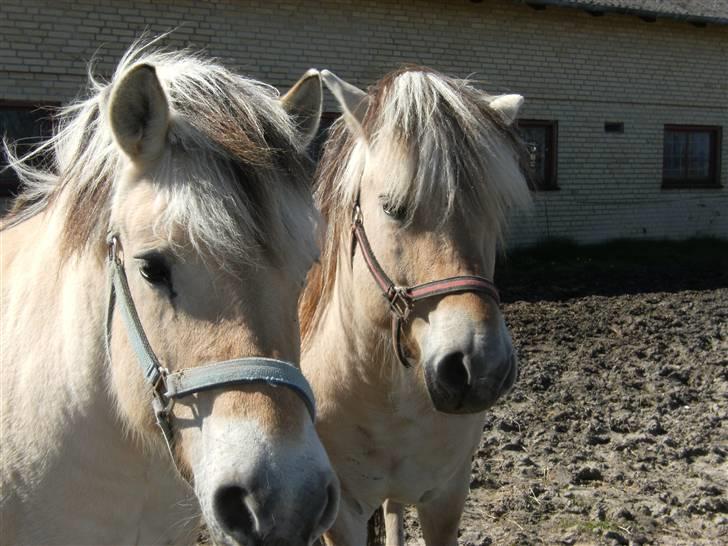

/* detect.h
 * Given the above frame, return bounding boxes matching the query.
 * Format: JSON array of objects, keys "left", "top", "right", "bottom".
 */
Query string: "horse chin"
[{"left": 207, "top": 527, "right": 311, "bottom": 546}]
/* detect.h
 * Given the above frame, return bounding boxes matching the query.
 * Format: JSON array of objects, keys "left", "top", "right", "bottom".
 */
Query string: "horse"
[
  {"left": 0, "top": 41, "right": 340, "bottom": 546},
  {"left": 299, "top": 67, "right": 532, "bottom": 546}
]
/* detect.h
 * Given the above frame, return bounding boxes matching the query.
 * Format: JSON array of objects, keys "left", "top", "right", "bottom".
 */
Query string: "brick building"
[{"left": 1, "top": 0, "right": 726, "bottom": 246}]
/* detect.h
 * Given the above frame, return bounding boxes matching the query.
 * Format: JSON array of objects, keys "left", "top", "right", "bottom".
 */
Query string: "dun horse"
[
  {"left": 300, "top": 68, "right": 531, "bottom": 545},
  {"left": 1, "top": 43, "right": 339, "bottom": 545}
]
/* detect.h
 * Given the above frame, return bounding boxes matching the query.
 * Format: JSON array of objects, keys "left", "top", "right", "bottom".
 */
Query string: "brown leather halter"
[{"left": 350, "top": 202, "right": 501, "bottom": 367}]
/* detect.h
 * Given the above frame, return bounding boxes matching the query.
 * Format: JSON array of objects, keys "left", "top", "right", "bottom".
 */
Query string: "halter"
[
  {"left": 350, "top": 203, "right": 501, "bottom": 368},
  {"left": 106, "top": 235, "right": 316, "bottom": 461}
]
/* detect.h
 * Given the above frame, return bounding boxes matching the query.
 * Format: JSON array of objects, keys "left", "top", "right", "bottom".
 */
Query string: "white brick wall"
[{"left": 1, "top": 0, "right": 726, "bottom": 246}]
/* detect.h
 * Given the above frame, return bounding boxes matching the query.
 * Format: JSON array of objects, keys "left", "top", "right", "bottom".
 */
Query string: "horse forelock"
[
  {"left": 300, "top": 67, "right": 531, "bottom": 343},
  {"left": 2, "top": 41, "right": 317, "bottom": 274},
  {"left": 365, "top": 67, "right": 531, "bottom": 226}
]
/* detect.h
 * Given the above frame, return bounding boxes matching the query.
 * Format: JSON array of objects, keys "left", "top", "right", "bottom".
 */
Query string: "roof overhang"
[{"left": 511, "top": 1, "right": 728, "bottom": 27}]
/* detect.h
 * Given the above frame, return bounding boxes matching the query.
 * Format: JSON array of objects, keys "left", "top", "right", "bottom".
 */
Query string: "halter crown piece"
[
  {"left": 105, "top": 234, "right": 316, "bottom": 462},
  {"left": 350, "top": 202, "right": 501, "bottom": 367}
]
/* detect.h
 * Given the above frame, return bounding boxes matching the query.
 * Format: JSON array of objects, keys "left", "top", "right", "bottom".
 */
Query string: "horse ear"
[
  {"left": 281, "top": 69, "right": 323, "bottom": 147},
  {"left": 320, "top": 69, "right": 369, "bottom": 136},
  {"left": 109, "top": 64, "right": 169, "bottom": 162},
  {"left": 489, "top": 94, "right": 524, "bottom": 126}
]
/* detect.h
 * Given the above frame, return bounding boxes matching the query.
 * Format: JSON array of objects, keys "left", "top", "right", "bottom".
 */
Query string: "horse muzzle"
[
  {"left": 210, "top": 472, "right": 340, "bottom": 546},
  {"left": 423, "top": 348, "right": 518, "bottom": 414},
  {"left": 198, "top": 419, "right": 340, "bottom": 546}
]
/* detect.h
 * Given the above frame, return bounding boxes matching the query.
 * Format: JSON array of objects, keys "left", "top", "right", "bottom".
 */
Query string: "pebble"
[
  {"left": 604, "top": 530, "right": 628, "bottom": 544},
  {"left": 615, "top": 507, "right": 634, "bottom": 521},
  {"left": 573, "top": 466, "right": 603, "bottom": 483}
]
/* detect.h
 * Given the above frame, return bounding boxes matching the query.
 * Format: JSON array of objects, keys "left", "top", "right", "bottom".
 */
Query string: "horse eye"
[
  {"left": 139, "top": 255, "right": 171, "bottom": 287},
  {"left": 382, "top": 202, "right": 407, "bottom": 221}
]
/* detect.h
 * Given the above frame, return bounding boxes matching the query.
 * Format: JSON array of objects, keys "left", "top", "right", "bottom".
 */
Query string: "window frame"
[
  {"left": 0, "top": 100, "right": 58, "bottom": 197},
  {"left": 517, "top": 119, "right": 559, "bottom": 192},
  {"left": 662, "top": 124, "right": 722, "bottom": 189}
]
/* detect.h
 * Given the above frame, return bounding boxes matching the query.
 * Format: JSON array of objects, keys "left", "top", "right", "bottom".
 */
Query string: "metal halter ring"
[{"left": 386, "top": 287, "right": 413, "bottom": 320}]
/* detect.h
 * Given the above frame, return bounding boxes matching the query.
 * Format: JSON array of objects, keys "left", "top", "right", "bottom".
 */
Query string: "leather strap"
[
  {"left": 350, "top": 205, "right": 500, "bottom": 367},
  {"left": 106, "top": 235, "right": 316, "bottom": 460},
  {"left": 107, "top": 238, "right": 165, "bottom": 387},
  {"left": 164, "top": 358, "right": 315, "bottom": 419}
]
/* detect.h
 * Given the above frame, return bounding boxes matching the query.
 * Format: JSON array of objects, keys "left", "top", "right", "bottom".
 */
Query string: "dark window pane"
[
  {"left": 662, "top": 126, "right": 720, "bottom": 188},
  {"left": 518, "top": 120, "right": 557, "bottom": 191},
  {"left": 0, "top": 108, "right": 52, "bottom": 157},
  {"left": 663, "top": 130, "right": 687, "bottom": 179},
  {"left": 687, "top": 131, "right": 710, "bottom": 178},
  {"left": 521, "top": 125, "right": 547, "bottom": 183},
  {"left": 0, "top": 104, "right": 55, "bottom": 195}
]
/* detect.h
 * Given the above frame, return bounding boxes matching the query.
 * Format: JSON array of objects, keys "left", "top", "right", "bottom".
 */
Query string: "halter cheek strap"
[
  {"left": 106, "top": 235, "right": 316, "bottom": 461},
  {"left": 350, "top": 204, "right": 501, "bottom": 368}
]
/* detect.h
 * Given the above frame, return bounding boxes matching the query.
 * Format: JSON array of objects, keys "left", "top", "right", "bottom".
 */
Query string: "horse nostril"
[
  {"left": 213, "top": 485, "right": 254, "bottom": 541},
  {"left": 436, "top": 351, "right": 471, "bottom": 393}
]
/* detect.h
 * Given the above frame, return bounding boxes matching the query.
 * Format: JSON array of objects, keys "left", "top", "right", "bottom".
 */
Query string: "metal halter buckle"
[
  {"left": 108, "top": 235, "right": 123, "bottom": 265},
  {"left": 352, "top": 204, "right": 363, "bottom": 225},
  {"left": 151, "top": 366, "right": 174, "bottom": 414},
  {"left": 387, "top": 287, "right": 412, "bottom": 320}
]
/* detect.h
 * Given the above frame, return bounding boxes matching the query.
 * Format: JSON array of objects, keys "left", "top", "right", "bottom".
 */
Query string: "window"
[
  {"left": 309, "top": 112, "right": 341, "bottom": 162},
  {"left": 0, "top": 102, "right": 56, "bottom": 196},
  {"left": 517, "top": 120, "right": 558, "bottom": 191},
  {"left": 662, "top": 125, "right": 721, "bottom": 188}
]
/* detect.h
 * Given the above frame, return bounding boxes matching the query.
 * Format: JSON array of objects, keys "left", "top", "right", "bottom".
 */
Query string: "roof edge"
[{"left": 516, "top": 1, "right": 728, "bottom": 26}]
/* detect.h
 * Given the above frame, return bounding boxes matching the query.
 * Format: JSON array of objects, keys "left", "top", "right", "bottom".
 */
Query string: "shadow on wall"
[{"left": 495, "top": 237, "right": 728, "bottom": 302}]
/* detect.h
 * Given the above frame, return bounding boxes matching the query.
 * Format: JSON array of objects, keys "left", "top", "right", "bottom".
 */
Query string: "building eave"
[{"left": 515, "top": 1, "right": 728, "bottom": 27}]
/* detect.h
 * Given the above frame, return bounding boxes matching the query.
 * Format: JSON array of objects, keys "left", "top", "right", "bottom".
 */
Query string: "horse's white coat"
[
  {"left": 1, "top": 41, "right": 337, "bottom": 545},
  {"left": 301, "top": 69, "right": 531, "bottom": 546}
]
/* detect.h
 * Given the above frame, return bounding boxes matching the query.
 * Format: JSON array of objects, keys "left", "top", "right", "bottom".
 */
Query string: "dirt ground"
[{"left": 399, "top": 240, "right": 728, "bottom": 546}]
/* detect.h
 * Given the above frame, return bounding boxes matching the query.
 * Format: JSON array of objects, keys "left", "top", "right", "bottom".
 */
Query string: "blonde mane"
[
  {"left": 2, "top": 39, "right": 318, "bottom": 272},
  {"left": 300, "top": 67, "right": 531, "bottom": 343}
]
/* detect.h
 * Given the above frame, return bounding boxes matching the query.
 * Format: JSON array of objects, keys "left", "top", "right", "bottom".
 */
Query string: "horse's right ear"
[
  {"left": 109, "top": 64, "right": 169, "bottom": 162},
  {"left": 320, "top": 70, "right": 369, "bottom": 137}
]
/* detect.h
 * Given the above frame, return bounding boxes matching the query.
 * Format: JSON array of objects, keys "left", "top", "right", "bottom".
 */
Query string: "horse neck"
[
  {"left": 3, "top": 207, "right": 106, "bottom": 375},
  {"left": 1, "top": 205, "right": 120, "bottom": 457},
  {"left": 303, "top": 242, "right": 404, "bottom": 399}
]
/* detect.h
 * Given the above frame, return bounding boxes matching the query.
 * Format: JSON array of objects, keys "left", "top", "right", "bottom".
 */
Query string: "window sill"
[{"left": 661, "top": 180, "right": 722, "bottom": 190}]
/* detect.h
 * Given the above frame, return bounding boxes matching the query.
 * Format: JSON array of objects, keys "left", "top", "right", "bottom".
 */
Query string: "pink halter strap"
[{"left": 350, "top": 203, "right": 500, "bottom": 367}]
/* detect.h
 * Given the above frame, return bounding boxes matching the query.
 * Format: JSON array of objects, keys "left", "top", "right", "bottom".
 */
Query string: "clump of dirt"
[{"left": 401, "top": 242, "right": 728, "bottom": 545}]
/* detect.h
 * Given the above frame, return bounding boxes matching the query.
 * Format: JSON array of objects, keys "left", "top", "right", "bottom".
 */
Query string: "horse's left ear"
[
  {"left": 489, "top": 94, "right": 524, "bottom": 126},
  {"left": 281, "top": 69, "right": 322, "bottom": 147},
  {"left": 109, "top": 64, "right": 169, "bottom": 162}
]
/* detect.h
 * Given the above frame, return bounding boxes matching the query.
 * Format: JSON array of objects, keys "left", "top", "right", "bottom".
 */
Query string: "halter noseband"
[
  {"left": 106, "top": 235, "right": 316, "bottom": 462},
  {"left": 350, "top": 203, "right": 501, "bottom": 368}
]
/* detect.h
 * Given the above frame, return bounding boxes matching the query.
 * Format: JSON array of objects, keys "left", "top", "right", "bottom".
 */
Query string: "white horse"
[
  {"left": 299, "top": 68, "right": 531, "bottom": 546},
  {"left": 1, "top": 42, "right": 339, "bottom": 545}
]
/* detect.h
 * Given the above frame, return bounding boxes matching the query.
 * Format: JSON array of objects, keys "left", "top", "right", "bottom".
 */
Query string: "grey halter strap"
[{"left": 106, "top": 235, "right": 316, "bottom": 455}]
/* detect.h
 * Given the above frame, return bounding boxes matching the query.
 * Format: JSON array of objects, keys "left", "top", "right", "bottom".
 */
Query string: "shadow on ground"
[{"left": 495, "top": 237, "right": 728, "bottom": 303}]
